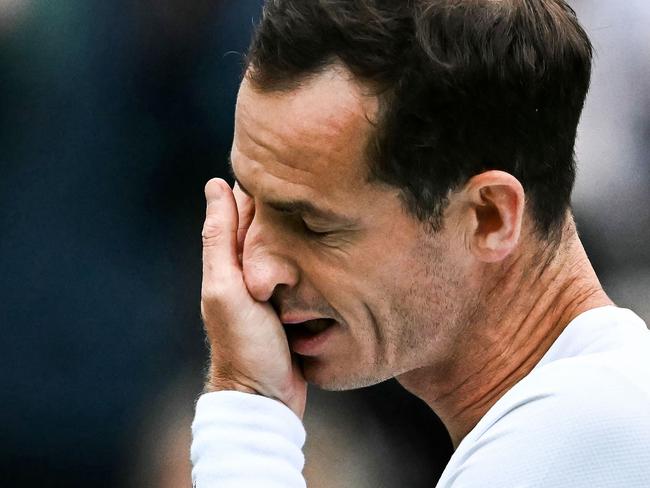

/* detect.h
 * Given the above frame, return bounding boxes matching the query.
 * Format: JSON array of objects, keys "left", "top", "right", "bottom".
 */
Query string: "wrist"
[
  {"left": 204, "top": 365, "right": 260, "bottom": 395},
  {"left": 204, "top": 377, "right": 259, "bottom": 396}
]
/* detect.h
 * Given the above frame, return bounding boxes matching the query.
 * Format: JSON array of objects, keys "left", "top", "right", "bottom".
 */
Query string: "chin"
[{"left": 300, "top": 356, "right": 393, "bottom": 391}]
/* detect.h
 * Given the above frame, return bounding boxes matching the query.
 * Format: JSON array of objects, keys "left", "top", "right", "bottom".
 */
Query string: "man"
[{"left": 191, "top": 0, "right": 650, "bottom": 486}]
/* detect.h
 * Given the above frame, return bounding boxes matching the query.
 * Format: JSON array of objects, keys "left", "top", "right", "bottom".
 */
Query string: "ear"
[{"left": 461, "top": 170, "right": 525, "bottom": 263}]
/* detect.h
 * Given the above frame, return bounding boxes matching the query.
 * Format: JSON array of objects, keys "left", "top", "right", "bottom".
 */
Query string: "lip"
[
  {"left": 280, "top": 313, "right": 328, "bottom": 324},
  {"left": 285, "top": 319, "right": 339, "bottom": 356}
]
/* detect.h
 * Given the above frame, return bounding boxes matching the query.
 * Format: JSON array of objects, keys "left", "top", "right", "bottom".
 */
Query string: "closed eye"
[{"left": 301, "top": 219, "right": 334, "bottom": 237}]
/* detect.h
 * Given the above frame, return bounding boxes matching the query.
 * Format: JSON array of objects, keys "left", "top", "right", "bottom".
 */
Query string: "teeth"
[{"left": 304, "top": 319, "right": 331, "bottom": 334}]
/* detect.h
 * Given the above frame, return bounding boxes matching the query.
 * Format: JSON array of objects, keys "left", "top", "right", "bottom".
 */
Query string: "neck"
[{"left": 397, "top": 217, "right": 613, "bottom": 448}]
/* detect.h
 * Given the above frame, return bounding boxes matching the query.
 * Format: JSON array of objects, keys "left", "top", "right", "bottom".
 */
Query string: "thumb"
[{"left": 202, "top": 178, "right": 241, "bottom": 297}]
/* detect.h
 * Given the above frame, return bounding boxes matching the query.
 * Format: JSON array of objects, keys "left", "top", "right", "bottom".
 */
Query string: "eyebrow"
[
  {"left": 269, "top": 199, "right": 357, "bottom": 225},
  {"left": 229, "top": 159, "right": 354, "bottom": 224}
]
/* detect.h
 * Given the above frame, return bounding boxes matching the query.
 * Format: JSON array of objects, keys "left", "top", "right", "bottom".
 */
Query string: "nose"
[{"left": 242, "top": 216, "right": 299, "bottom": 302}]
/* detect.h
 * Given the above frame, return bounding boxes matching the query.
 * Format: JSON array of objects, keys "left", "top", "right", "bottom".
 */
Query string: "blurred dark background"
[{"left": 1, "top": 1, "right": 648, "bottom": 487}]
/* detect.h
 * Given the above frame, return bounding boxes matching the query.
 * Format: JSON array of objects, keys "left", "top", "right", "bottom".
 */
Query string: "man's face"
[{"left": 231, "top": 67, "right": 475, "bottom": 390}]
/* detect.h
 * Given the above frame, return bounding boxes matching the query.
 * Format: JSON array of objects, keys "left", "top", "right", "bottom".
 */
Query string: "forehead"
[{"left": 232, "top": 66, "right": 379, "bottom": 197}]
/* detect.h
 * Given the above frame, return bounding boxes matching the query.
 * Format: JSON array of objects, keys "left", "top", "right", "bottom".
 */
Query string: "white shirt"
[{"left": 191, "top": 306, "right": 650, "bottom": 487}]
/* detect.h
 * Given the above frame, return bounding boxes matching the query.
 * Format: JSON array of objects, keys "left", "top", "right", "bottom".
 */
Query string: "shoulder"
[
  {"left": 438, "top": 349, "right": 650, "bottom": 487},
  {"left": 528, "top": 347, "right": 650, "bottom": 422}
]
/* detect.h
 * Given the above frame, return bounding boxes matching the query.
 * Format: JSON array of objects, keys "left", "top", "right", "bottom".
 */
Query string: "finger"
[
  {"left": 233, "top": 183, "right": 254, "bottom": 254},
  {"left": 202, "top": 178, "right": 240, "bottom": 296}
]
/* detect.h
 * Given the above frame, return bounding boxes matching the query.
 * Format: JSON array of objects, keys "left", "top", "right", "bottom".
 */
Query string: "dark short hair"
[{"left": 245, "top": 0, "right": 593, "bottom": 236}]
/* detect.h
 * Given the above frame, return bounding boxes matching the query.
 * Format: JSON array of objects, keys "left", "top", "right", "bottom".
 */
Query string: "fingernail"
[{"left": 205, "top": 179, "right": 224, "bottom": 202}]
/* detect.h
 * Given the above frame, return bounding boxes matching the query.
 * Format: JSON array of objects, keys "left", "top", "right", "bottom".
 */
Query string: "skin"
[{"left": 200, "top": 64, "right": 612, "bottom": 445}]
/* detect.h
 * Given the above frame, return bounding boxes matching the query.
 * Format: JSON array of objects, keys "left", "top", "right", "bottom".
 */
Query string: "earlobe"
[{"left": 465, "top": 171, "right": 525, "bottom": 263}]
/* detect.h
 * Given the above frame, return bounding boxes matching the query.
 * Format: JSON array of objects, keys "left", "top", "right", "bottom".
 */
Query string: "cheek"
[
  {"left": 297, "top": 258, "right": 377, "bottom": 331},
  {"left": 372, "top": 237, "right": 462, "bottom": 320}
]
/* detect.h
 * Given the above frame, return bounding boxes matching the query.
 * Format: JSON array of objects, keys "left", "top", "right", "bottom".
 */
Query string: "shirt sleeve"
[{"left": 191, "top": 391, "right": 307, "bottom": 488}]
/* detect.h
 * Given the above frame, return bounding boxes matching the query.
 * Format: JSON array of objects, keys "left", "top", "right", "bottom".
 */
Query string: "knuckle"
[
  {"left": 202, "top": 222, "right": 235, "bottom": 248},
  {"left": 202, "top": 221, "right": 224, "bottom": 241}
]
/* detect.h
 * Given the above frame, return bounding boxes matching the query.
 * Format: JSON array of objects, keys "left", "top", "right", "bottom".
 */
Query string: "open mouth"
[{"left": 283, "top": 318, "right": 337, "bottom": 354}]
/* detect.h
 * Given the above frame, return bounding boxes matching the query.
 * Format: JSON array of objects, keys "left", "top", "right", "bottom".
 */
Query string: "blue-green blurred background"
[{"left": 1, "top": 1, "right": 648, "bottom": 487}]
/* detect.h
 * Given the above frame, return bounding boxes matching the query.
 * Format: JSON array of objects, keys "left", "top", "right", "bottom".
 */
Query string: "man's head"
[
  {"left": 230, "top": 0, "right": 593, "bottom": 389},
  {"left": 246, "top": 0, "right": 592, "bottom": 235}
]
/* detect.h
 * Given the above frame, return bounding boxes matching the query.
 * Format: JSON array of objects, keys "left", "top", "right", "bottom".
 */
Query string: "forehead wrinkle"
[
  {"left": 232, "top": 144, "right": 367, "bottom": 225},
  {"left": 231, "top": 144, "right": 319, "bottom": 201},
  {"left": 237, "top": 69, "right": 377, "bottom": 178},
  {"left": 234, "top": 123, "right": 319, "bottom": 198},
  {"left": 240, "top": 122, "right": 310, "bottom": 178},
  {"left": 236, "top": 116, "right": 360, "bottom": 202},
  {"left": 241, "top": 101, "right": 361, "bottom": 177}
]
